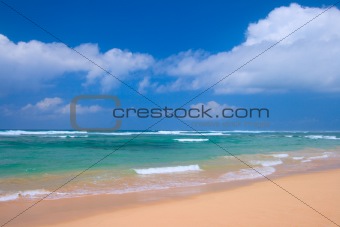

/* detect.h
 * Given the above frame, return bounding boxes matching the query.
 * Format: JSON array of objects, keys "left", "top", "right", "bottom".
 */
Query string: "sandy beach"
[
  {"left": 1, "top": 168, "right": 339, "bottom": 227},
  {"left": 1, "top": 0, "right": 340, "bottom": 226}
]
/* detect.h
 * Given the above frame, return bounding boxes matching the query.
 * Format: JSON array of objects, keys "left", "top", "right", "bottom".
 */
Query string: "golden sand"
[{"left": 1, "top": 169, "right": 340, "bottom": 227}]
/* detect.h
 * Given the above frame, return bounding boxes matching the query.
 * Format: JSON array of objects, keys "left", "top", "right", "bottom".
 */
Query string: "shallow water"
[{"left": 0, "top": 130, "right": 340, "bottom": 201}]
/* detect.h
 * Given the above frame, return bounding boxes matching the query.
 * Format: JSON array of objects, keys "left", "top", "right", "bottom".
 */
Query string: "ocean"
[{"left": 1, "top": 130, "right": 340, "bottom": 202}]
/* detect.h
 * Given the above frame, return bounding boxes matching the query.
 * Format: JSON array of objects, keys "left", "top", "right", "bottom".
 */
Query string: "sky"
[{"left": 0, "top": 0, "right": 340, "bottom": 131}]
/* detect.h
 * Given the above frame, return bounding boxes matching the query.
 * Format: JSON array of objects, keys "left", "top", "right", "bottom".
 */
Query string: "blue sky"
[{"left": 0, "top": 0, "right": 340, "bottom": 131}]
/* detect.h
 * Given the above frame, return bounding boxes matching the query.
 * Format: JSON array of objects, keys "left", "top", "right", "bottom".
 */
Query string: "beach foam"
[
  {"left": 292, "top": 156, "right": 304, "bottom": 160},
  {"left": 0, "top": 189, "right": 50, "bottom": 201},
  {"left": 0, "top": 193, "right": 19, "bottom": 202},
  {"left": 308, "top": 154, "right": 329, "bottom": 160},
  {"left": 250, "top": 160, "right": 283, "bottom": 167},
  {"left": 219, "top": 166, "right": 275, "bottom": 182},
  {"left": 134, "top": 165, "right": 202, "bottom": 175},
  {"left": 270, "top": 153, "right": 289, "bottom": 158}
]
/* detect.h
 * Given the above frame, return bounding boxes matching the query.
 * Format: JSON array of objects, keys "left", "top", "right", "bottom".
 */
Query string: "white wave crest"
[
  {"left": 158, "top": 131, "right": 226, "bottom": 136},
  {"left": 292, "top": 156, "right": 304, "bottom": 160},
  {"left": 0, "top": 130, "right": 87, "bottom": 136},
  {"left": 173, "top": 139, "right": 209, "bottom": 142},
  {"left": 134, "top": 165, "right": 202, "bottom": 175},
  {"left": 305, "top": 135, "right": 339, "bottom": 140},
  {"left": 157, "top": 131, "right": 184, "bottom": 135},
  {"left": 270, "top": 153, "right": 289, "bottom": 158}
]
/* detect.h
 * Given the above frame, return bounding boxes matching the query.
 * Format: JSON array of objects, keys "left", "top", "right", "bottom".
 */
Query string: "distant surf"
[
  {"left": 173, "top": 139, "right": 209, "bottom": 142},
  {"left": 305, "top": 135, "right": 339, "bottom": 140}
]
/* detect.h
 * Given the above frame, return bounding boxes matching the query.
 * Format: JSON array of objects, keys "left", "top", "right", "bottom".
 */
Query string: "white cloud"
[
  {"left": 154, "top": 4, "right": 340, "bottom": 94},
  {"left": 22, "top": 97, "right": 63, "bottom": 112},
  {"left": 36, "top": 97, "right": 63, "bottom": 110},
  {"left": 138, "top": 77, "right": 151, "bottom": 94},
  {"left": 58, "top": 104, "right": 103, "bottom": 114},
  {"left": 1, "top": 4, "right": 340, "bottom": 96},
  {"left": 0, "top": 35, "right": 154, "bottom": 95},
  {"left": 191, "top": 101, "right": 234, "bottom": 117},
  {"left": 22, "top": 97, "right": 103, "bottom": 115}
]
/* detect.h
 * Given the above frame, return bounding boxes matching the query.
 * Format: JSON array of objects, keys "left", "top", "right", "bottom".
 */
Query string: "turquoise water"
[{"left": 0, "top": 130, "right": 340, "bottom": 201}]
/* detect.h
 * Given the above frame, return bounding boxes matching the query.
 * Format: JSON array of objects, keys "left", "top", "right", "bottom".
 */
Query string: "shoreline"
[
  {"left": 1, "top": 168, "right": 340, "bottom": 226},
  {"left": 1, "top": 147, "right": 339, "bottom": 203}
]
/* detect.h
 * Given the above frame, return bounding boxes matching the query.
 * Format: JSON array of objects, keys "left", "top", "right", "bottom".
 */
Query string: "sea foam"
[
  {"left": 308, "top": 154, "right": 329, "bottom": 160},
  {"left": 305, "top": 135, "right": 339, "bottom": 140},
  {"left": 134, "top": 164, "right": 202, "bottom": 175},
  {"left": 250, "top": 160, "right": 283, "bottom": 167},
  {"left": 0, "top": 130, "right": 87, "bottom": 136},
  {"left": 173, "top": 138, "right": 209, "bottom": 142},
  {"left": 270, "top": 153, "right": 289, "bottom": 158},
  {"left": 292, "top": 156, "right": 304, "bottom": 160},
  {"left": 0, "top": 189, "right": 50, "bottom": 201},
  {"left": 219, "top": 166, "right": 275, "bottom": 182}
]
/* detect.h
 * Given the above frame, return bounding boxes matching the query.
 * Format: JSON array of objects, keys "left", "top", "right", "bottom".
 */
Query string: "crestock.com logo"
[
  {"left": 70, "top": 95, "right": 121, "bottom": 132},
  {"left": 112, "top": 106, "right": 269, "bottom": 119},
  {"left": 70, "top": 95, "right": 270, "bottom": 131}
]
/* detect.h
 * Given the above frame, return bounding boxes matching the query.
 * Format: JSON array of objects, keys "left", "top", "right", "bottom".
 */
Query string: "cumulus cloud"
[
  {"left": 22, "top": 97, "right": 63, "bottom": 111},
  {"left": 1, "top": 3, "right": 340, "bottom": 96},
  {"left": 138, "top": 77, "right": 152, "bottom": 94},
  {"left": 22, "top": 97, "right": 103, "bottom": 115},
  {"left": 0, "top": 35, "right": 154, "bottom": 95},
  {"left": 191, "top": 101, "right": 234, "bottom": 117},
  {"left": 154, "top": 3, "right": 340, "bottom": 94}
]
